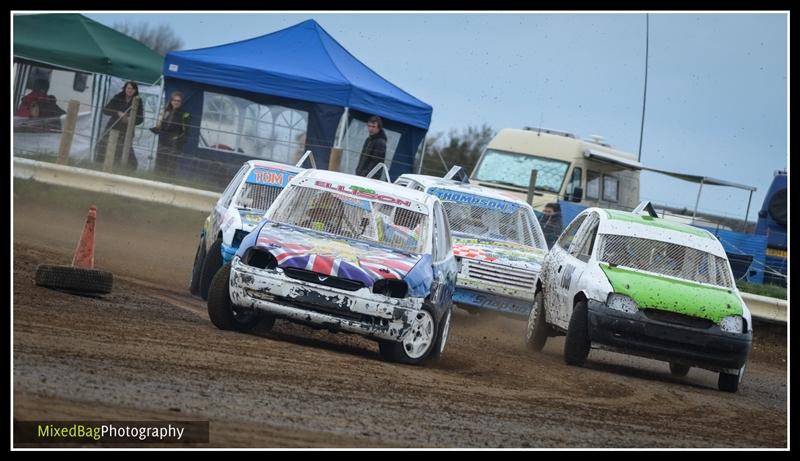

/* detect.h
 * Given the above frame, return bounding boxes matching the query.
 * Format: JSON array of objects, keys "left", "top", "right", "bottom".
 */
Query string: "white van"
[{"left": 470, "top": 127, "right": 642, "bottom": 211}]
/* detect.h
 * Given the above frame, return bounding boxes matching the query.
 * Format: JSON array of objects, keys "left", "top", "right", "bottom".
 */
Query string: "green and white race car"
[{"left": 526, "top": 201, "right": 752, "bottom": 392}]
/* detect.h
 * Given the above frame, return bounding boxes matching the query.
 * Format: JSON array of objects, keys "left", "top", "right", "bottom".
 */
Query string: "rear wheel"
[
  {"left": 525, "top": 291, "right": 550, "bottom": 352},
  {"left": 207, "top": 264, "right": 266, "bottom": 333},
  {"left": 189, "top": 236, "right": 206, "bottom": 296},
  {"left": 379, "top": 307, "right": 437, "bottom": 364},
  {"left": 200, "top": 238, "right": 223, "bottom": 300},
  {"left": 669, "top": 362, "right": 691, "bottom": 377},
  {"left": 564, "top": 301, "right": 591, "bottom": 366}
]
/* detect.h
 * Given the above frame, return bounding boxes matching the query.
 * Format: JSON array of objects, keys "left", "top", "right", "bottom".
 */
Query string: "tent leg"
[
  {"left": 692, "top": 178, "right": 704, "bottom": 225},
  {"left": 744, "top": 190, "right": 753, "bottom": 233}
]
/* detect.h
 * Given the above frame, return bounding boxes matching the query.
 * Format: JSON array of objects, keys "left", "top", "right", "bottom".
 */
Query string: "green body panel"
[
  {"left": 599, "top": 263, "right": 743, "bottom": 323},
  {"left": 604, "top": 210, "right": 712, "bottom": 239}
]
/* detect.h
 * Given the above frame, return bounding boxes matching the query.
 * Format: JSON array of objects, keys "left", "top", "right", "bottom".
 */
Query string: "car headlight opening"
[
  {"left": 719, "top": 315, "right": 744, "bottom": 333},
  {"left": 607, "top": 293, "right": 640, "bottom": 314}
]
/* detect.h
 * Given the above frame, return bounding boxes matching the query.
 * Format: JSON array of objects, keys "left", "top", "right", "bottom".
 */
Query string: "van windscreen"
[{"left": 473, "top": 149, "right": 569, "bottom": 193}]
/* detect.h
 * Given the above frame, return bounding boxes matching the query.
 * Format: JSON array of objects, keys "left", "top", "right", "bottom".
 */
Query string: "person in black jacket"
[
  {"left": 151, "top": 91, "right": 191, "bottom": 177},
  {"left": 355, "top": 116, "right": 387, "bottom": 177},
  {"left": 539, "top": 202, "right": 563, "bottom": 248},
  {"left": 95, "top": 81, "right": 144, "bottom": 170}
]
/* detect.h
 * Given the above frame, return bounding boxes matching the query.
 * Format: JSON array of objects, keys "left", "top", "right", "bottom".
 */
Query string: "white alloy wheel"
[{"left": 403, "top": 309, "right": 436, "bottom": 359}]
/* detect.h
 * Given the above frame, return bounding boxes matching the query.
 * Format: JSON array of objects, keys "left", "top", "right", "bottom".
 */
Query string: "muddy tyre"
[
  {"left": 564, "top": 300, "right": 591, "bottom": 366},
  {"left": 207, "top": 264, "right": 264, "bottom": 333},
  {"left": 428, "top": 307, "right": 452, "bottom": 361},
  {"left": 669, "top": 362, "right": 691, "bottom": 377},
  {"left": 718, "top": 366, "right": 745, "bottom": 393},
  {"left": 525, "top": 292, "right": 550, "bottom": 352},
  {"left": 35, "top": 264, "right": 113, "bottom": 295},
  {"left": 189, "top": 236, "right": 206, "bottom": 296},
  {"left": 379, "top": 307, "right": 438, "bottom": 365},
  {"left": 200, "top": 238, "right": 222, "bottom": 300}
]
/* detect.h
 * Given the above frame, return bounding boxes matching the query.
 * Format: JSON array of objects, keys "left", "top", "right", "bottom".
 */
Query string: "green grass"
[{"left": 736, "top": 281, "right": 787, "bottom": 300}]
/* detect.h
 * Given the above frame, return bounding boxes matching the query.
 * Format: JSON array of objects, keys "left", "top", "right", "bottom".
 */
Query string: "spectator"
[
  {"left": 95, "top": 81, "right": 144, "bottom": 170},
  {"left": 355, "top": 116, "right": 387, "bottom": 177},
  {"left": 15, "top": 79, "right": 65, "bottom": 131},
  {"left": 539, "top": 202, "right": 563, "bottom": 248},
  {"left": 151, "top": 91, "right": 191, "bottom": 176}
]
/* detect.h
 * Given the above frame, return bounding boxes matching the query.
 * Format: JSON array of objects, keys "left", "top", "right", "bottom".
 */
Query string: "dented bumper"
[{"left": 229, "top": 257, "right": 424, "bottom": 342}]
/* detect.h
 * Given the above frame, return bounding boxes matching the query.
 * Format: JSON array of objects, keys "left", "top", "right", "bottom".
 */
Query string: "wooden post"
[
  {"left": 56, "top": 99, "right": 81, "bottom": 165},
  {"left": 104, "top": 130, "right": 119, "bottom": 172},
  {"left": 329, "top": 147, "right": 343, "bottom": 172},
  {"left": 120, "top": 96, "right": 140, "bottom": 169},
  {"left": 526, "top": 169, "right": 538, "bottom": 207}
]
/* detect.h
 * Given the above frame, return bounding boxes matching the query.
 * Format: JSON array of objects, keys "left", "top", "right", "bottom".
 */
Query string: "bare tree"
[
  {"left": 113, "top": 22, "right": 184, "bottom": 56},
  {"left": 419, "top": 124, "right": 495, "bottom": 177}
]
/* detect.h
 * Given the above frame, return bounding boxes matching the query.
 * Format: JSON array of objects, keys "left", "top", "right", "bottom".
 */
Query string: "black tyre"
[
  {"left": 200, "top": 238, "right": 223, "bottom": 301},
  {"left": 207, "top": 264, "right": 264, "bottom": 333},
  {"left": 428, "top": 307, "right": 452, "bottom": 361},
  {"left": 669, "top": 362, "right": 691, "bottom": 377},
  {"left": 189, "top": 236, "right": 206, "bottom": 296},
  {"left": 718, "top": 366, "right": 745, "bottom": 393},
  {"left": 378, "top": 306, "right": 438, "bottom": 365},
  {"left": 35, "top": 264, "right": 113, "bottom": 295},
  {"left": 564, "top": 300, "right": 591, "bottom": 366},
  {"left": 525, "top": 291, "right": 550, "bottom": 352}
]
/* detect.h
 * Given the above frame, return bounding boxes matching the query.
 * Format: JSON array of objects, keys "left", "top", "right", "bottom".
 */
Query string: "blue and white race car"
[
  {"left": 190, "top": 152, "right": 314, "bottom": 299},
  {"left": 396, "top": 167, "right": 548, "bottom": 318},
  {"left": 207, "top": 169, "right": 459, "bottom": 364}
]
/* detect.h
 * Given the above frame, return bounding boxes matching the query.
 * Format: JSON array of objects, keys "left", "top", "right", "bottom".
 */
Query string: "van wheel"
[
  {"left": 525, "top": 291, "right": 550, "bottom": 352},
  {"left": 669, "top": 362, "right": 691, "bottom": 377},
  {"left": 564, "top": 300, "right": 590, "bottom": 366}
]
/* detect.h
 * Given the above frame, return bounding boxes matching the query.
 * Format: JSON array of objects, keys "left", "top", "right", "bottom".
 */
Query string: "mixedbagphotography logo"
[{"left": 14, "top": 420, "right": 209, "bottom": 445}]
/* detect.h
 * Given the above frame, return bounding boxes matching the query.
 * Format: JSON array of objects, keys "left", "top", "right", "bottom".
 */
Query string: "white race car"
[{"left": 190, "top": 152, "right": 314, "bottom": 299}]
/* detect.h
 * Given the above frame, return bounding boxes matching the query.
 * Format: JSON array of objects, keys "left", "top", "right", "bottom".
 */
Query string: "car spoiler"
[
  {"left": 632, "top": 200, "right": 659, "bottom": 218},
  {"left": 295, "top": 150, "right": 317, "bottom": 169},
  {"left": 366, "top": 163, "right": 391, "bottom": 182}
]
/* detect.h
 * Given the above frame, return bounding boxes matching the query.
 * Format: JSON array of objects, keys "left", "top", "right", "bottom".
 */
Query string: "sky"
[{"left": 81, "top": 11, "right": 788, "bottom": 222}]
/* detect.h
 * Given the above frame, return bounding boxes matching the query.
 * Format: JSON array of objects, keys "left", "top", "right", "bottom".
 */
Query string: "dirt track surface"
[{"left": 13, "top": 181, "right": 788, "bottom": 448}]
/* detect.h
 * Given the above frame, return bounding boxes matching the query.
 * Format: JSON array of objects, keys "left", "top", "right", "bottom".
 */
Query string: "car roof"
[
  {"left": 291, "top": 169, "right": 437, "bottom": 213},
  {"left": 244, "top": 159, "right": 305, "bottom": 173},
  {"left": 584, "top": 207, "right": 726, "bottom": 257},
  {"left": 398, "top": 174, "right": 534, "bottom": 210}
]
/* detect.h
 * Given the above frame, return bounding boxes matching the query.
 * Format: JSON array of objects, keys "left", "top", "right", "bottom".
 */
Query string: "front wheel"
[
  {"left": 379, "top": 307, "right": 437, "bottom": 364},
  {"left": 189, "top": 236, "right": 206, "bottom": 296},
  {"left": 207, "top": 264, "right": 266, "bottom": 333},
  {"left": 200, "top": 238, "right": 223, "bottom": 300},
  {"left": 525, "top": 291, "right": 550, "bottom": 352},
  {"left": 564, "top": 300, "right": 591, "bottom": 366},
  {"left": 428, "top": 307, "right": 452, "bottom": 361},
  {"left": 718, "top": 365, "right": 745, "bottom": 393}
]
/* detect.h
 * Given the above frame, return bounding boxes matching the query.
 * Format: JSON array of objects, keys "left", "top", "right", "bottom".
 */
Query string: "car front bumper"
[
  {"left": 229, "top": 257, "right": 425, "bottom": 342},
  {"left": 587, "top": 300, "right": 751, "bottom": 371}
]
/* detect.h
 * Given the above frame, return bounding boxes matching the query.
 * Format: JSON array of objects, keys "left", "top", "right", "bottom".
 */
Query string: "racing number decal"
[{"left": 560, "top": 264, "right": 576, "bottom": 290}]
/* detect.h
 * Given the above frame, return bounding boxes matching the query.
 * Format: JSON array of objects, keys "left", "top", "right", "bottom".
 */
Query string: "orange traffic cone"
[{"left": 71, "top": 205, "right": 97, "bottom": 269}]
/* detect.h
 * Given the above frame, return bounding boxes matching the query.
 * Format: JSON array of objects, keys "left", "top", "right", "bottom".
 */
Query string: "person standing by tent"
[
  {"left": 151, "top": 91, "right": 190, "bottom": 177},
  {"left": 355, "top": 116, "right": 387, "bottom": 177},
  {"left": 96, "top": 81, "right": 144, "bottom": 170},
  {"left": 539, "top": 202, "right": 563, "bottom": 248}
]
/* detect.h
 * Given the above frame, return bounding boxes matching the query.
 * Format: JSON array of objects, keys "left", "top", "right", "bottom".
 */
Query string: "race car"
[
  {"left": 396, "top": 167, "right": 548, "bottom": 318},
  {"left": 526, "top": 201, "right": 752, "bottom": 392},
  {"left": 207, "top": 168, "right": 459, "bottom": 364},
  {"left": 189, "top": 152, "right": 314, "bottom": 300}
]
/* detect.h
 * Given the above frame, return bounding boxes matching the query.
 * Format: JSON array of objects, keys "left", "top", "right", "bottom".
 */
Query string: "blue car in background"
[{"left": 190, "top": 152, "right": 314, "bottom": 299}]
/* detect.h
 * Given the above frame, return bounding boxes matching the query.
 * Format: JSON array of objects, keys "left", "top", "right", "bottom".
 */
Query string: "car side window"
[
  {"left": 432, "top": 202, "right": 450, "bottom": 262},
  {"left": 411, "top": 181, "right": 425, "bottom": 192},
  {"left": 395, "top": 178, "right": 410, "bottom": 187},
  {"left": 221, "top": 165, "right": 249, "bottom": 208},
  {"left": 572, "top": 213, "right": 600, "bottom": 262},
  {"left": 556, "top": 214, "right": 586, "bottom": 250}
]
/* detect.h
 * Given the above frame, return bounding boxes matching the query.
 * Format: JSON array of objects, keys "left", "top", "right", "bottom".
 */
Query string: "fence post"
[
  {"left": 104, "top": 130, "right": 119, "bottom": 172},
  {"left": 120, "top": 96, "right": 140, "bottom": 169},
  {"left": 329, "top": 147, "right": 343, "bottom": 172},
  {"left": 56, "top": 100, "right": 81, "bottom": 165},
  {"left": 526, "top": 169, "right": 538, "bottom": 207}
]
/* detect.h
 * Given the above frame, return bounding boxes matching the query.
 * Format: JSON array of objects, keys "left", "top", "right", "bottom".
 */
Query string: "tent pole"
[
  {"left": 692, "top": 178, "right": 704, "bottom": 224},
  {"left": 417, "top": 136, "right": 427, "bottom": 174},
  {"left": 744, "top": 190, "right": 753, "bottom": 233}
]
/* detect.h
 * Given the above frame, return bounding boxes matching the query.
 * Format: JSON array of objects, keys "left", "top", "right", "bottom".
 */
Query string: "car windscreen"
[
  {"left": 270, "top": 185, "right": 429, "bottom": 254},
  {"left": 598, "top": 234, "right": 734, "bottom": 289},
  {"left": 429, "top": 187, "right": 545, "bottom": 248},
  {"left": 473, "top": 148, "right": 569, "bottom": 193}
]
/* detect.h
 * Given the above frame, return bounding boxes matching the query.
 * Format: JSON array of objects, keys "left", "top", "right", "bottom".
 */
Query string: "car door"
[
  {"left": 561, "top": 212, "right": 601, "bottom": 320},
  {"left": 544, "top": 213, "right": 587, "bottom": 327},
  {"left": 431, "top": 201, "right": 457, "bottom": 314}
]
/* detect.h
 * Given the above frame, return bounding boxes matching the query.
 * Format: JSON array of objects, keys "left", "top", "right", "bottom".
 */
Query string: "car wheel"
[
  {"left": 189, "top": 236, "right": 206, "bottom": 296},
  {"left": 669, "top": 362, "right": 691, "bottom": 377},
  {"left": 200, "top": 238, "right": 223, "bottom": 300},
  {"left": 378, "top": 307, "right": 437, "bottom": 365},
  {"left": 525, "top": 291, "right": 550, "bottom": 352},
  {"left": 564, "top": 300, "right": 591, "bottom": 366},
  {"left": 207, "top": 264, "right": 264, "bottom": 333},
  {"left": 718, "top": 365, "right": 745, "bottom": 393},
  {"left": 428, "top": 307, "right": 452, "bottom": 361}
]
